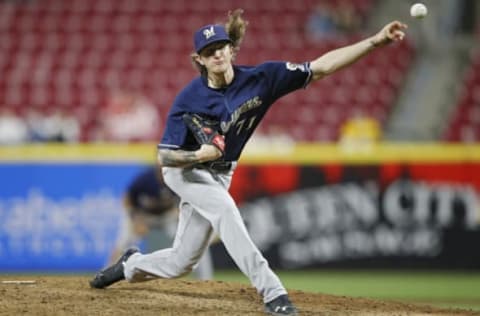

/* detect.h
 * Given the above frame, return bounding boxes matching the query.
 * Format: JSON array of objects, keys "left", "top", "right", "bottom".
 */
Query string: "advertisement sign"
[
  {"left": 0, "top": 163, "right": 144, "bottom": 271},
  {"left": 210, "top": 163, "right": 480, "bottom": 269},
  {"left": 2, "top": 144, "right": 480, "bottom": 271}
]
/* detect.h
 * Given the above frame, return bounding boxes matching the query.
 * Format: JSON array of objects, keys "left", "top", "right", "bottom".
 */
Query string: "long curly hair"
[{"left": 191, "top": 9, "right": 248, "bottom": 76}]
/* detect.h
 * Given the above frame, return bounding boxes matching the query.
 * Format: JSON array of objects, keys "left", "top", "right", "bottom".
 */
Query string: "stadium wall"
[{"left": 1, "top": 143, "right": 479, "bottom": 271}]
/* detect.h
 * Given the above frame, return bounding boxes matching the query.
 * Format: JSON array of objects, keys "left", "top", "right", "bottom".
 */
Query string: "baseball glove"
[{"left": 182, "top": 113, "right": 225, "bottom": 155}]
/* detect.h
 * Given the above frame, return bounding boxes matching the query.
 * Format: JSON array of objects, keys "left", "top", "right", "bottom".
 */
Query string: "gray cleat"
[
  {"left": 89, "top": 247, "right": 139, "bottom": 289},
  {"left": 264, "top": 294, "right": 298, "bottom": 315}
]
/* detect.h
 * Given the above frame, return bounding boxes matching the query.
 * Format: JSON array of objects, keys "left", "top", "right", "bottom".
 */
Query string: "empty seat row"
[{"left": 1, "top": 0, "right": 408, "bottom": 143}]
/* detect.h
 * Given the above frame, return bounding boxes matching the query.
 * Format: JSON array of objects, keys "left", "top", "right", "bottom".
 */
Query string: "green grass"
[{"left": 213, "top": 269, "right": 480, "bottom": 311}]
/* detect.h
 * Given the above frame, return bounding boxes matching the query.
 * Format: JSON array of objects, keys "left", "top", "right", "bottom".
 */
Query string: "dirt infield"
[{"left": 1, "top": 276, "right": 478, "bottom": 316}]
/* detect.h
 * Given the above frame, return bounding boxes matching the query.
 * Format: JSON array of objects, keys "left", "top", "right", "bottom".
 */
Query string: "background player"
[
  {"left": 108, "top": 166, "right": 214, "bottom": 280},
  {"left": 90, "top": 8, "right": 407, "bottom": 316}
]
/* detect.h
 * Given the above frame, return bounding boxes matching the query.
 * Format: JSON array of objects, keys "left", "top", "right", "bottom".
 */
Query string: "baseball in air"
[{"left": 410, "top": 3, "right": 428, "bottom": 19}]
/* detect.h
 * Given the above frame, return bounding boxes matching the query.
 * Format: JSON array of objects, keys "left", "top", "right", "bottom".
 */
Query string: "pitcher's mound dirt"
[{"left": 1, "top": 276, "right": 478, "bottom": 316}]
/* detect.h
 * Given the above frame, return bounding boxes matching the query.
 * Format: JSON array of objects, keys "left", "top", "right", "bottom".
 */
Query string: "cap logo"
[{"left": 203, "top": 26, "right": 216, "bottom": 40}]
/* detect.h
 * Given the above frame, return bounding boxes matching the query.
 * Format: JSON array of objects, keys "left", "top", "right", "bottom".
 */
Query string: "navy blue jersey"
[
  {"left": 127, "top": 167, "right": 178, "bottom": 215},
  {"left": 159, "top": 61, "right": 312, "bottom": 161}
]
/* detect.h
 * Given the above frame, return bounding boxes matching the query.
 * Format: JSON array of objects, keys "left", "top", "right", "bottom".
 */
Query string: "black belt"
[{"left": 195, "top": 161, "right": 233, "bottom": 172}]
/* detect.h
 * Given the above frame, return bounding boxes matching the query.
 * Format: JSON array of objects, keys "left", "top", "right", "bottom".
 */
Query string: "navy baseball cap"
[{"left": 194, "top": 24, "right": 232, "bottom": 53}]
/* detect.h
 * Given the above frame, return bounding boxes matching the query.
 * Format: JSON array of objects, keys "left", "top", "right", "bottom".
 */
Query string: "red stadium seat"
[
  {"left": 0, "top": 0, "right": 412, "bottom": 142},
  {"left": 443, "top": 48, "right": 480, "bottom": 142}
]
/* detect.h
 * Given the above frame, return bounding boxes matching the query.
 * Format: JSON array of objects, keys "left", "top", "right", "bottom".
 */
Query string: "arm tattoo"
[{"left": 158, "top": 149, "right": 200, "bottom": 168}]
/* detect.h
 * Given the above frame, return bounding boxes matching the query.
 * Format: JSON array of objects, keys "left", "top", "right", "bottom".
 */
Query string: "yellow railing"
[{"left": 1, "top": 142, "right": 480, "bottom": 164}]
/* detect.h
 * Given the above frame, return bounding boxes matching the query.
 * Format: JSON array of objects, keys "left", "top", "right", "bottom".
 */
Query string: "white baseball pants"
[{"left": 123, "top": 165, "right": 287, "bottom": 303}]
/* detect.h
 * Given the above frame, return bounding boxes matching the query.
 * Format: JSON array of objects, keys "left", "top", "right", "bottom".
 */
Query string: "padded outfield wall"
[{"left": 0, "top": 143, "right": 479, "bottom": 271}]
